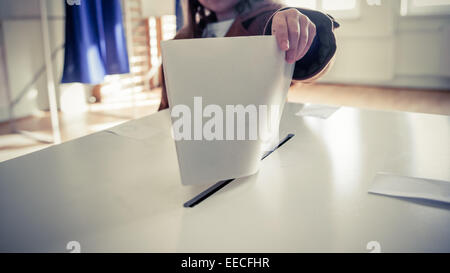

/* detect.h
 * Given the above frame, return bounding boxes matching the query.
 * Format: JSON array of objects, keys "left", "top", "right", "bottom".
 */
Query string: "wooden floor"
[
  {"left": 1, "top": 83, "right": 449, "bottom": 162},
  {"left": 289, "top": 83, "right": 450, "bottom": 115}
]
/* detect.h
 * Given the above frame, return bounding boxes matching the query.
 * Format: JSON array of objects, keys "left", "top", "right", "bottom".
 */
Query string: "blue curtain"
[
  {"left": 61, "top": 0, "right": 130, "bottom": 84},
  {"left": 175, "top": 0, "right": 183, "bottom": 31}
]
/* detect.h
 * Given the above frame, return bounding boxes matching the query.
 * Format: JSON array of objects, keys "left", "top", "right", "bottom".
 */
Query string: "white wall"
[
  {"left": 0, "top": 0, "right": 88, "bottom": 123},
  {"left": 320, "top": 0, "right": 450, "bottom": 89},
  {"left": 141, "top": 0, "right": 175, "bottom": 17}
]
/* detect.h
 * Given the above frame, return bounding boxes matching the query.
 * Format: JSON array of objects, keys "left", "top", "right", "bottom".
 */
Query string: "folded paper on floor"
[{"left": 161, "top": 36, "right": 294, "bottom": 185}]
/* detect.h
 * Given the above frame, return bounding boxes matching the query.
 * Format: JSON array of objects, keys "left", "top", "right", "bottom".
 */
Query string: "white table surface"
[{"left": 0, "top": 103, "right": 449, "bottom": 252}]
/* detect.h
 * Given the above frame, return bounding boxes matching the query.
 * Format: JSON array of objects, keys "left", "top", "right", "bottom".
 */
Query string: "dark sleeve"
[{"left": 263, "top": 7, "right": 339, "bottom": 81}]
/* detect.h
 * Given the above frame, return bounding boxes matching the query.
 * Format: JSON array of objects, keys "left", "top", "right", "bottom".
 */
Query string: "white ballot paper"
[
  {"left": 161, "top": 36, "right": 294, "bottom": 185},
  {"left": 369, "top": 173, "right": 450, "bottom": 204}
]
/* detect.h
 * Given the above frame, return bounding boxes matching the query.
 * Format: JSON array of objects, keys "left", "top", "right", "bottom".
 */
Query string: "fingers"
[
  {"left": 295, "top": 15, "right": 309, "bottom": 62},
  {"left": 272, "top": 13, "right": 289, "bottom": 51},
  {"left": 272, "top": 9, "right": 317, "bottom": 63},
  {"left": 286, "top": 15, "right": 300, "bottom": 64},
  {"left": 296, "top": 22, "right": 316, "bottom": 61}
]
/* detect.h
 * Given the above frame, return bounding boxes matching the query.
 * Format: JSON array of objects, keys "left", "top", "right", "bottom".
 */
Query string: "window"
[
  {"left": 283, "top": 0, "right": 317, "bottom": 9},
  {"left": 322, "top": 0, "right": 357, "bottom": 11},
  {"left": 282, "top": 0, "right": 360, "bottom": 19},
  {"left": 321, "top": 0, "right": 360, "bottom": 18},
  {"left": 400, "top": 0, "right": 450, "bottom": 16}
]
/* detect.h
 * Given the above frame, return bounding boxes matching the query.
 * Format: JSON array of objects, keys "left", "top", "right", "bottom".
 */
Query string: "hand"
[{"left": 271, "top": 8, "right": 316, "bottom": 64}]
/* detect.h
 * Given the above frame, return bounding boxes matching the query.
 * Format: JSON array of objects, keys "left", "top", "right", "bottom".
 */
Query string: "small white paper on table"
[
  {"left": 295, "top": 104, "right": 340, "bottom": 119},
  {"left": 161, "top": 36, "right": 294, "bottom": 185},
  {"left": 369, "top": 173, "right": 450, "bottom": 203}
]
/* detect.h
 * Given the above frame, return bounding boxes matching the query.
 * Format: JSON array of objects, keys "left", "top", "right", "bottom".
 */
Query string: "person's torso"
[{"left": 202, "top": 18, "right": 236, "bottom": 38}]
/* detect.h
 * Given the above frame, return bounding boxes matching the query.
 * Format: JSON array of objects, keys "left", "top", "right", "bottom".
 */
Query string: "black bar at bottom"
[{"left": 183, "top": 134, "right": 295, "bottom": 208}]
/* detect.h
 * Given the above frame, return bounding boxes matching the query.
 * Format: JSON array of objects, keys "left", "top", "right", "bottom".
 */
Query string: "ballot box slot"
[{"left": 183, "top": 134, "right": 295, "bottom": 208}]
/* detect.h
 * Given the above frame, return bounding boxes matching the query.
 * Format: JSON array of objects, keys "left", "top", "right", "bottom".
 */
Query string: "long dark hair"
[{"left": 187, "top": 0, "right": 264, "bottom": 37}]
